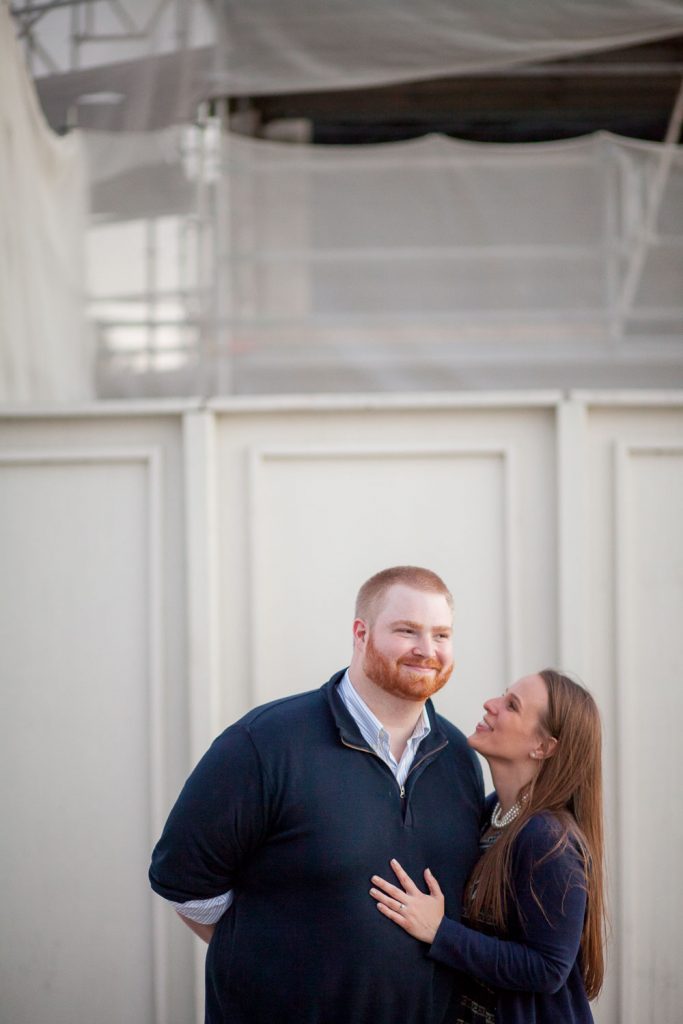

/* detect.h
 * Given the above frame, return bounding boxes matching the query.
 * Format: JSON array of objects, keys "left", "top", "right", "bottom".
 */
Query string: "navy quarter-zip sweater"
[{"left": 150, "top": 670, "right": 485, "bottom": 1023}]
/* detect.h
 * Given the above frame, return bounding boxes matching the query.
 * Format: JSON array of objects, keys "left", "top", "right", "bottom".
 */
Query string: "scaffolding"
[{"left": 8, "top": 2, "right": 683, "bottom": 396}]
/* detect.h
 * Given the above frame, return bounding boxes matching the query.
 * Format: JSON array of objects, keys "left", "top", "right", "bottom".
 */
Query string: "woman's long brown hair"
[{"left": 467, "top": 669, "right": 606, "bottom": 999}]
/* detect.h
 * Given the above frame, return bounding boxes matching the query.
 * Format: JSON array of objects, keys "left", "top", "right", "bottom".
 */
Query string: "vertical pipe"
[
  {"left": 603, "top": 136, "right": 621, "bottom": 346},
  {"left": 616, "top": 77, "right": 683, "bottom": 329},
  {"left": 556, "top": 396, "right": 587, "bottom": 674},
  {"left": 69, "top": 0, "right": 79, "bottom": 71},
  {"left": 178, "top": 203, "right": 190, "bottom": 370},
  {"left": 215, "top": 97, "right": 233, "bottom": 394},
  {"left": 195, "top": 106, "right": 211, "bottom": 396},
  {"left": 175, "top": 0, "right": 190, "bottom": 51},
  {"left": 146, "top": 219, "right": 157, "bottom": 371}
]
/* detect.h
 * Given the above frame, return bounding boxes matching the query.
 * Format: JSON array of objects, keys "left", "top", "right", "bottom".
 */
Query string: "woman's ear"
[{"left": 531, "top": 735, "right": 558, "bottom": 760}]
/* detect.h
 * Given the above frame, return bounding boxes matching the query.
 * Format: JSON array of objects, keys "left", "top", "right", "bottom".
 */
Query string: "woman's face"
[{"left": 468, "top": 673, "right": 550, "bottom": 764}]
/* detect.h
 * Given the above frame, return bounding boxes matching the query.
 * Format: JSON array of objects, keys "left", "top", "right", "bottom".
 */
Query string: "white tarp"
[
  {"left": 213, "top": 0, "right": 683, "bottom": 95},
  {"left": 0, "top": 3, "right": 91, "bottom": 402},
  {"left": 5, "top": 0, "right": 683, "bottom": 399},
  {"left": 87, "top": 127, "right": 683, "bottom": 396}
]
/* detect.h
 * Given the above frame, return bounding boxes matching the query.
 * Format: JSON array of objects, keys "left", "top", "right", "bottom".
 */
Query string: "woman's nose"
[{"left": 483, "top": 696, "right": 497, "bottom": 714}]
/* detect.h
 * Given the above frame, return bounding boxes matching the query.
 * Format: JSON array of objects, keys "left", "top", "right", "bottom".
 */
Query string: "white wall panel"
[
  {"left": 580, "top": 397, "right": 683, "bottom": 1024},
  {"left": 211, "top": 400, "right": 557, "bottom": 744},
  {"left": 0, "top": 393, "right": 680, "bottom": 1024},
  {"left": 0, "top": 451, "right": 158, "bottom": 1024},
  {"left": 615, "top": 443, "right": 683, "bottom": 1024},
  {"left": 0, "top": 413, "right": 194, "bottom": 1024},
  {"left": 248, "top": 443, "right": 512, "bottom": 716}
]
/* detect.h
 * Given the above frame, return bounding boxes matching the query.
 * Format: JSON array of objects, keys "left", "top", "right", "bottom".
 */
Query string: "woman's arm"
[{"left": 371, "top": 818, "right": 587, "bottom": 994}]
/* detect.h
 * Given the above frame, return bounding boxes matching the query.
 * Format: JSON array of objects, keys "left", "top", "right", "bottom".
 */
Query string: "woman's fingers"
[
  {"left": 370, "top": 862, "right": 428, "bottom": 902},
  {"left": 390, "top": 858, "right": 420, "bottom": 894},
  {"left": 370, "top": 874, "right": 407, "bottom": 902},
  {"left": 369, "top": 886, "right": 406, "bottom": 911},
  {"left": 375, "top": 901, "right": 411, "bottom": 931},
  {"left": 372, "top": 880, "right": 442, "bottom": 944},
  {"left": 424, "top": 867, "right": 443, "bottom": 898}
]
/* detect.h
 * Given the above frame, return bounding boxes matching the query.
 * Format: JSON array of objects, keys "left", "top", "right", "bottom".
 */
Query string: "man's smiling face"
[{"left": 360, "top": 584, "right": 454, "bottom": 702}]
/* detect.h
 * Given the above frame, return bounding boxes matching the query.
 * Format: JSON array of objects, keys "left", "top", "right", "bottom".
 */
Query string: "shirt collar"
[{"left": 338, "top": 669, "right": 431, "bottom": 751}]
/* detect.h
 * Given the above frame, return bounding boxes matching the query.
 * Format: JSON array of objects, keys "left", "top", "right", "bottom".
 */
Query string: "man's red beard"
[{"left": 363, "top": 633, "right": 453, "bottom": 702}]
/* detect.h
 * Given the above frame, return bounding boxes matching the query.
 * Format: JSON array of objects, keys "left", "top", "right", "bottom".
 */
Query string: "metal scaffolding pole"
[{"left": 616, "top": 76, "right": 683, "bottom": 333}]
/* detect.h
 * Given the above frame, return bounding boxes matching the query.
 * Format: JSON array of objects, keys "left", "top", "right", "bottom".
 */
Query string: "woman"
[{"left": 369, "top": 669, "right": 606, "bottom": 1024}]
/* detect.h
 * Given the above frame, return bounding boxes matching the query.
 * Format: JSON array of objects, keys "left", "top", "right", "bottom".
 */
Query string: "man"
[{"left": 149, "top": 566, "right": 484, "bottom": 1023}]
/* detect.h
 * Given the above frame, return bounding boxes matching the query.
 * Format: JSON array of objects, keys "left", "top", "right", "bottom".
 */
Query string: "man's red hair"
[{"left": 355, "top": 566, "right": 453, "bottom": 624}]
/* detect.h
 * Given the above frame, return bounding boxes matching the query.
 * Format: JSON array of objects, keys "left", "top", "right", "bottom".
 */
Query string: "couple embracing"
[{"left": 150, "top": 566, "right": 605, "bottom": 1024}]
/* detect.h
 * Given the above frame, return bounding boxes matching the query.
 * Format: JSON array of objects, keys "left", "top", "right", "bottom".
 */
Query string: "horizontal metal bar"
[
  {"left": 11, "top": 0, "right": 97, "bottom": 16},
  {"left": 73, "top": 31, "right": 146, "bottom": 41},
  {"left": 217, "top": 244, "right": 608, "bottom": 263},
  {"left": 89, "top": 290, "right": 203, "bottom": 303},
  {"left": 95, "top": 318, "right": 201, "bottom": 328},
  {"left": 96, "top": 339, "right": 683, "bottom": 365},
  {"left": 94, "top": 310, "right": 611, "bottom": 328},
  {"left": 469, "top": 61, "right": 683, "bottom": 77}
]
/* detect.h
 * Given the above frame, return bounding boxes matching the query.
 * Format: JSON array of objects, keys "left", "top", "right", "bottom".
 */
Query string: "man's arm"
[
  {"left": 149, "top": 724, "right": 268, "bottom": 916},
  {"left": 177, "top": 914, "right": 215, "bottom": 944}
]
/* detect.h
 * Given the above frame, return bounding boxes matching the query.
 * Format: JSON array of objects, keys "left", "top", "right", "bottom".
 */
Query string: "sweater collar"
[{"left": 323, "top": 668, "right": 447, "bottom": 756}]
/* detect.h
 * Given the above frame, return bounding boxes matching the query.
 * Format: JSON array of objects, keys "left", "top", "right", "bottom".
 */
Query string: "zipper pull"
[{"left": 400, "top": 784, "right": 405, "bottom": 799}]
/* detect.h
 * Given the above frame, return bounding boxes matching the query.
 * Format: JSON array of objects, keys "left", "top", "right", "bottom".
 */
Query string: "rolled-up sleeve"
[
  {"left": 171, "top": 891, "right": 234, "bottom": 924},
  {"left": 149, "top": 724, "right": 269, "bottom": 906}
]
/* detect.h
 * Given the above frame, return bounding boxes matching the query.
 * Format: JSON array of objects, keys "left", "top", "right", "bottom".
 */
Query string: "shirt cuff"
[{"left": 171, "top": 889, "right": 234, "bottom": 924}]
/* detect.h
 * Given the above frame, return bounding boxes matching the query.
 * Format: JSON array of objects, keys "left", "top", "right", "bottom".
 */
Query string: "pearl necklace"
[{"left": 490, "top": 798, "right": 525, "bottom": 829}]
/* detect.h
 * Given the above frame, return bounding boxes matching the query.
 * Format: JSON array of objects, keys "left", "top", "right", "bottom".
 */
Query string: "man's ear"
[
  {"left": 531, "top": 735, "right": 558, "bottom": 760},
  {"left": 352, "top": 618, "right": 368, "bottom": 648}
]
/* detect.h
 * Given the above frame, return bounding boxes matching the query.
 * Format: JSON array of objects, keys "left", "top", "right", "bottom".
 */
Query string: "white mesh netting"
[
  {"left": 88, "top": 127, "right": 683, "bottom": 396},
  {"left": 3, "top": 0, "right": 683, "bottom": 399}
]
